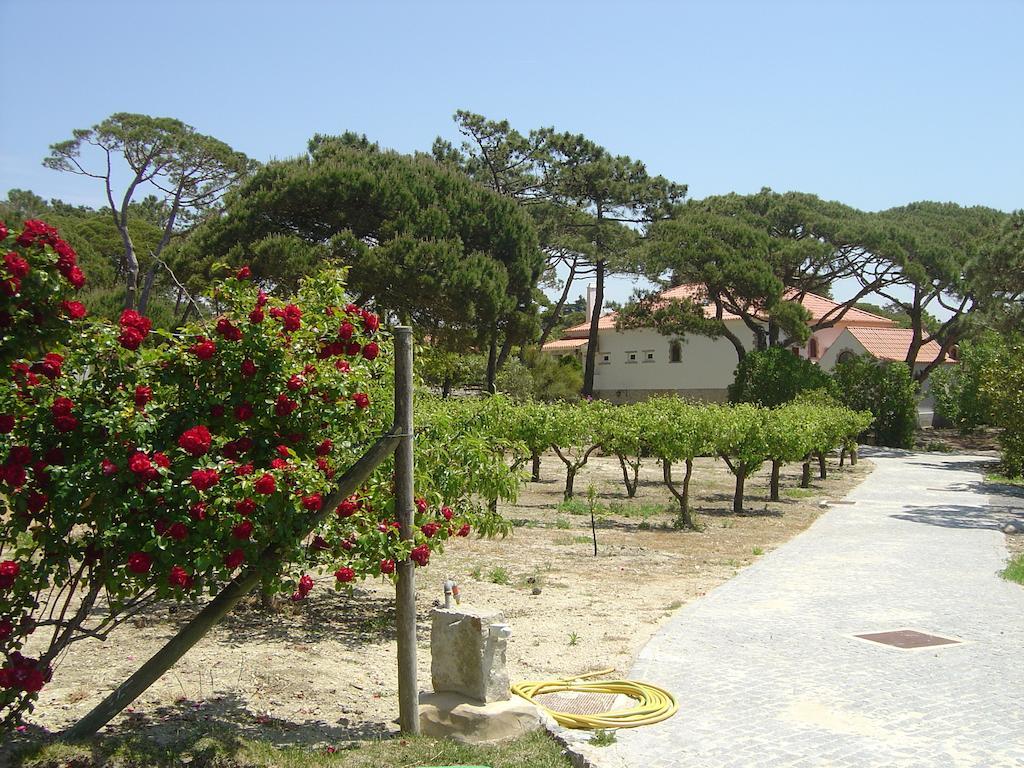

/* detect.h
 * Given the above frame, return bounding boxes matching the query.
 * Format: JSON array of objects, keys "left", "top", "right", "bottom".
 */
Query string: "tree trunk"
[
  {"left": 839, "top": 446, "right": 846, "bottom": 467},
  {"left": 818, "top": 452, "right": 827, "bottom": 480},
  {"left": 531, "top": 452, "right": 541, "bottom": 482},
  {"left": 581, "top": 259, "right": 605, "bottom": 397},
  {"left": 495, "top": 334, "right": 515, "bottom": 373},
  {"left": 441, "top": 378, "right": 452, "bottom": 399},
  {"left": 488, "top": 497, "right": 498, "bottom": 514},
  {"left": 663, "top": 458, "right": 695, "bottom": 529},
  {"left": 564, "top": 467, "right": 576, "bottom": 501},
  {"left": 120, "top": 228, "right": 139, "bottom": 310},
  {"left": 486, "top": 334, "right": 498, "bottom": 394},
  {"left": 850, "top": 446, "right": 858, "bottom": 466},
  {"left": 733, "top": 466, "right": 746, "bottom": 514},
  {"left": 538, "top": 256, "right": 579, "bottom": 348},
  {"left": 617, "top": 454, "right": 638, "bottom": 497},
  {"left": 801, "top": 456, "right": 811, "bottom": 488},
  {"left": 770, "top": 459, "right": 781, "bottom": 502},
  {"left": 137, "top": 260, "right": 160, "bottom": 315}
]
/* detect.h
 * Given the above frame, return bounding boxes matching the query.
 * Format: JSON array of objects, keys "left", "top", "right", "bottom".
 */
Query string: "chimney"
[{"left": 586, "top": 283, "right": 597, "bottom": 320}]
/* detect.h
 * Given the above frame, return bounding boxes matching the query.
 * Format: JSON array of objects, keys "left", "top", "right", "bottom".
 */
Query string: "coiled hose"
[{"left": 511, "top": 668, "right": 678, "bottom": 729}]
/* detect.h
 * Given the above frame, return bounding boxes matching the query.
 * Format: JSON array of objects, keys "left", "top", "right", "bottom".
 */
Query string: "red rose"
[
  {"left": 249, "top": 307, "right": 264, "bottom": 324},
  {"left": 51, "top": 396, "right": 74, "bottom": 416},
  {"left": 421, "top": 522, "right": 440, "bottom": 538},
  {"left": 236, "top": 265, "right": 252, "bottom": 280},
  {"left": 0, "top": 222, "right": 7, "bottom": 240},
  {"left": 415, "top": 497, "right": 428, "bottom": 514},
  {"left": 335, "top": 359, "right": 351, "bottom": 373},
  {"left": 0, "top": 560, "right": 20, "bottom": 588},
  {"left": 353, "top": 393, "right": 370, "bottom": 409},
  {"left": 128, "top": 452, "right": 152, "bottom": 477},
  {"left": 118, "top": 327, "right": 144, "bottom": 350},
  {"left": 215, "top": 316, "right": 243, "bottom": 341},
  {"left": 336, "top": 497, "right": 359, "bottom": 517},
  {"left": 134, "top": 385, "right": 153, "bottom": 408},
  {"left": 167, "top": 522, "right": 188, "bottom": 541},
  {"left": 154, "top": 518, "right": 170, "bottom": 536},
  {"left": 210, "top": 404, "right": 225, "bottom": 419},
  {"left": 410, "top": 544, "right": 431, "bottom": 567},
  {"left": 254, "top": 473, "right": 276, "bottom": 494},
  {"left": 178, "top": 425, "right": 213, "bottom": 457},
  {"left": 362, "top": 342, "right": 380, "bottom": 361},
  {"left": 126, "top": 552, "right": 152, "bottom": 575},
  {"left": 1, "top": 276, "right": 20, "bottom": 296},
  {"left": 379, "top": 559, "right": 396, "bottom": 575},
  {"left": 441, "top": 506, "right": 453, "bottom": 521},
  {"left": 286, "top": 374, "right": 304, "bottom": 391},
  {"left": 240, "top": 358, "right": 257, "bottom": 377},
  {"left": 190, "top": 336, "right": 217, "bottom": 360},
  {"left": 316, "top": 439, "right": 333, "bottom": 457},
  {"left": 0, "top": 620, "right": 12, "bottom": 640},
  {"left": 274, "top": 394, "right": 298, "bottom": 417},
  {"left": 224, "top": 548, "right": 245, "bottom": 569},
  {"left": 281, "top": 304, "right": 302, "bottom": 332},
  {"left": 270, "top": 457, "right": 289, "bottom": 470},
  {"left": 53, "top": 413, "right": 79, "bottom": 433},
  {"left": 153, "top": 452, "right": 171, "bottom": 469},
  {"left": 32, "top": 353, "right": 64, "bottom": 380},
  {"left": 234, "top": 402, "right": 254, "bottom": 421},
  {"left": 232, "top": 520, "right": 254, "bottom": 540},
  {"left": 2, "top": 464, "right": 26, "bottom": 488},
  {"left": 256, "top": 291, "right": 268, "bottom": 307},
  {"left": 334, "top": 567, "right": 355, "bottom": 583},
  {"left": 189, "top": 502, "right": 207, "bottom": 521},
  {"left": 101, "top": 458, "right": 119, "bottom": 476},
  {"left": 62, "top": 300, "right": 87, "bottom": 319},
  {"left": 311, "top": 535, "right": 329, "bottom": 551},
  {"left": 0, "top": 414, "right": 14, "bottom": 433},
  {"left": 4, "top": 252, "right": 30, "bottom": 279},
  {"left": 8, "top": 445, "right": 31, "bottom": 465},
  {"left": 67, "top": 265, "right": 86, "bottom": 289},
  {"left": 190, "top": 468, "right": 220, "bottom": 491},
  {"left": 301, "top": 493, "right": 323, "bottom": 511},
  {"left": 235, "top": 498, "right": 257, "bottom": 516},
  {"left": 234, "top": 463, "right": 254, "bottom": 476},
  {"left": 457, "top": 523, "right": 471, "bottom": 537},
  {"left": 43, "top": 447, "right": 65, "bottom": 466},
  {"left": 298, "top": 574, "right": 314, "bottom": 595},
  {"left": 338, "top": 322, "right": 354, "bottom": 341},
  {"left": 362, "top": 312, "right": 379, "bottom": 333},
  {"left": 168, "top": 565, "right": 193, "bottom": 589},
  {"left": 26, "top": 491, "right": 48, "bottom": 513},
  {"left": 345, "top": 341, "right": 362, "bottom": 356}
]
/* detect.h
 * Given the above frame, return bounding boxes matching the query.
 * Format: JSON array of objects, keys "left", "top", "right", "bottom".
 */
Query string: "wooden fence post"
[{"left": 393, "top": 326, "right": 420, "bottom": 735}]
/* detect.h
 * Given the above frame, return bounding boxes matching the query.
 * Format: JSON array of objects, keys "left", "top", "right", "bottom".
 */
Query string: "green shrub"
[
  {"left": 980, "top": 335, "right": 1024, "bottom": 476},
  {"left": 832, "top": 355, "right": 918, "bottom": 448},
  {"left": 729, "top": 347, "right": 836, "bottom": 407},
  {"left": 931, "top": 332, "right": 1000, "bottom": 430}
]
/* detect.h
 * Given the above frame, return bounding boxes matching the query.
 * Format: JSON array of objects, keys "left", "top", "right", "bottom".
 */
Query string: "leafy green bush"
[
  {"left": 931, "top": 332, "right": 1000, "bottom": 430},
  {"left": 832, "top": 355, "right": 918, "bottom": 448},
  {"left": 728, "top": 347, "right": 836, "bottom": 407},
  {"left": 980, "top": 335, "right": 1024, "bottom": 476}
]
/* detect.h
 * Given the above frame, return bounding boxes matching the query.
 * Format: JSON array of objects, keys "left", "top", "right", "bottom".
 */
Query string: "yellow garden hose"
[{"left": 511, "top": 668, "right": 678, "bottom": 729}]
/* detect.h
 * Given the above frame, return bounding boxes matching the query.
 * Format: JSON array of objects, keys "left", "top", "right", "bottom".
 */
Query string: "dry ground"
[{"left": 18, "top": 451, "right": 872, "bottom": 747}]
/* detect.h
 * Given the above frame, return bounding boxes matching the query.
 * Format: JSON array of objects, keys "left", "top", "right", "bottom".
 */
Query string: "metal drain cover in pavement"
[{"left": 855, "top": 629, "right": 960, "bottom": 649}]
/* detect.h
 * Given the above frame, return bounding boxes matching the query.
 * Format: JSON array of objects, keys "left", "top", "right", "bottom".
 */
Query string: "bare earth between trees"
[{"left": 18, "top": 452, "right": 871, "bottom": 746}]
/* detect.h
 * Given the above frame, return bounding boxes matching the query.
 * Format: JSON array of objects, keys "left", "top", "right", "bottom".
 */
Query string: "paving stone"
[{"left": 586, "top": 451, "right": 1024, "bottom": 768}]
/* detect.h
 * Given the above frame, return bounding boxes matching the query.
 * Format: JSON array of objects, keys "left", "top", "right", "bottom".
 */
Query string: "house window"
[
  {"left": 625, "top": 351, "right": 638, "bottom": 364},
  {"left": 837, "top": 350, "right": 855, "bottom": 364},
  {"left": 643, "top": 350, "right": 655, "bottom": 363},
  {"left": 599, "top": 353, "right": 610, "bottom": 364},
  {"left": 808, "top": 337, "right": 819, "bottom": 358},
  {"left": 791, "top": 346, "right": 801, "bottom": 356},
  {"left": 669, "top": 341, "right": 682, "bottom": 363}
]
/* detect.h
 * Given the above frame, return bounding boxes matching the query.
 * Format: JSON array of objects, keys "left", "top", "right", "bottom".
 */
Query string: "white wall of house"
[
  {"left": 591, "top": 322, "right": 756, "bottom": 401},
  {"left": 817, "top": 329, "right": 866, "bottom": 372}
]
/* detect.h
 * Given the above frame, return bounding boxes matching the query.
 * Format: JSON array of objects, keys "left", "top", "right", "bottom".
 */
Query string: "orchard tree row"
[{"left": 416, "top": 394, "right": 872, "bottom": 530}]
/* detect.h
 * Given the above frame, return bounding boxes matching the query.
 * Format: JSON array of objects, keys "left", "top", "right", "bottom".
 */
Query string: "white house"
[{"left": 542, "top": 284, "right": 953, "bottom": 403}]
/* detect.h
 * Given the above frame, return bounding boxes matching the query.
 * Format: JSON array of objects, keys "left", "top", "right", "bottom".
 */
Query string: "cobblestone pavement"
[{"left": 590, "top": 450, "right": 1024, "bottom": 768}]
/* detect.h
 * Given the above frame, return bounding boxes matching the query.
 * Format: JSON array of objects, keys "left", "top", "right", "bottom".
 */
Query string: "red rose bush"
[{"left": 0, "top": 220, "right": 502, "bottom": 731}]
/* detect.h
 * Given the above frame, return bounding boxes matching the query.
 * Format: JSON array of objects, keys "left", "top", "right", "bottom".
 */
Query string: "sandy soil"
[{"left": 18, "top": 452, "right": 872, "bottom": 746}]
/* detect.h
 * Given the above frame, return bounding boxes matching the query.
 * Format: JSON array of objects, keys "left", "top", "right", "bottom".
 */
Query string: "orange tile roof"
[
  {"left": 542, "top": 337, "right": 588, "bottom": 350},
  {"left": 843, "top": 327, "right": 951, "bottom": 364},
  {"left": 549, "top": 284, "right": 893, "bottom": 344}
]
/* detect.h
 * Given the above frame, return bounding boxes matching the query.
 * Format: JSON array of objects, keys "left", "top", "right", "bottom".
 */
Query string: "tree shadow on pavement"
[{"left": 892, "top": 503, "right": 1023, "bottom": 530}]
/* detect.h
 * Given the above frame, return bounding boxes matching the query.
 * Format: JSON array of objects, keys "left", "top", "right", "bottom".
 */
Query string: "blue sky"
[{"left": 1, "top": 0, "right": 1021, "bottom": 305}]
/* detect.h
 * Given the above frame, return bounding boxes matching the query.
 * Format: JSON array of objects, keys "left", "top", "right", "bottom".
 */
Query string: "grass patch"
[
  {"left": 8, "top": 729, "right": 572, "bottom": 768},
  {"left": 752, "top": 546, "right": 764, "bottom": 556},
  {"left": 987, "top": 472, "right": 1024, "bottom": 488},
  {"left": 557, "top": 498, "right": 590, "bottom": 515},
  {"left": 487, "top": 566, "right": 511, "bottom": 585},
  {"left": 1003, "top": 554, "right": 1024, "bottom": 585},
  {"left": 590, "top": 729, "right": 617, "bottom": 747},
  {"left": 554, "top": 516, "right": 571, "bottom": 529},
  {"left": 783, "top": 488, "right": 816, "bottom": 498}
]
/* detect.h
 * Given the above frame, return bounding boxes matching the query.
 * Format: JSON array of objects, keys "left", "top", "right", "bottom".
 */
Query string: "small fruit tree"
[{"left": 0, "top": 220, "right": 480, "bottom": 732}]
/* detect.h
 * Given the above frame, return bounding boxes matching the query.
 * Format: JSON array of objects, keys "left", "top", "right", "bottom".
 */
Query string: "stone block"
[
  {"left": 430, "top": 606, "right": 510, "bottom": 702},
  {"left": 419, "top": 691, "right": 550, "bottom": 744}
]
